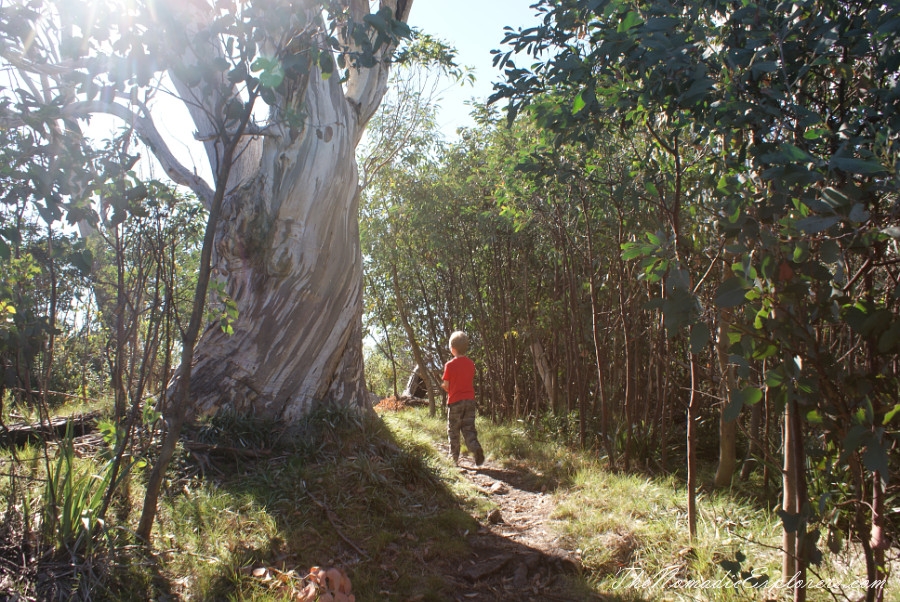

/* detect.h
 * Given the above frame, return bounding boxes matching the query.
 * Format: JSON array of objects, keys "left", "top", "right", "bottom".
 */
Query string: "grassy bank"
[{"left": 0, "top": 404, "right": 888, "bottom": 601}]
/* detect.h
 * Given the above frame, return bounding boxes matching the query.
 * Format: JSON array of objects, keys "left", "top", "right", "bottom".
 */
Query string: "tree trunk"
[
  {"left": 188, "top": 127, "right": 369, "bottom": 421},
  {"left": 617, "top": 221, "right": 634, "bottom": 472},
  {"left": 782, "top": 398, "right": 798, "bottom": 588},
  {"left": 581, "top": 193, "right": 614, "bottom": 462},
  {"left": 391, "top": 263, "right": 438, "bottom": 416},
  {"left": 714, "top": 304, "right": 737, "bottom": 488},
  {"left": 176, "top": 0, "right": 415, "bottom": 422},
  {"left": 740, "top": 398, "right": 762, "bottom": 481},
  {"left": 782, "top": 395, "right": 808, "bottom": 602},
  {"left": 870, "top": 472, "right": 886, "bottom": 602},
  {"left": 686, "top": 346, "right": 699, "bottom": 540}
]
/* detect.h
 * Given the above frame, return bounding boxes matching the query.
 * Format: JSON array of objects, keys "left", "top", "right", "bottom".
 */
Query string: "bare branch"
[
  {"left": 0, "top": 48, "right": 86, "bottom": 78},
  {"left": 60, "top": 100, "right": 215, "bottom": 205}
]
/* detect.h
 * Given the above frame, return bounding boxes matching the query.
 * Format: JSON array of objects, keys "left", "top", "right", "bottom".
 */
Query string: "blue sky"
[{"left": 405, "top": 1, "right": 543, "bottom": 137}]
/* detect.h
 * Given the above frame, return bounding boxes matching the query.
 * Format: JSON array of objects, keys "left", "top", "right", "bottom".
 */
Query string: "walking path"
[{"left": 435, "top": 446, "right": 598, "bottom": 601}]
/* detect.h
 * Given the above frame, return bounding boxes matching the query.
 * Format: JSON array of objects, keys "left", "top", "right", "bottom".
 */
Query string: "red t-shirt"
[{"left": 442, "top": 356, "right": 476, "bottom": 405}]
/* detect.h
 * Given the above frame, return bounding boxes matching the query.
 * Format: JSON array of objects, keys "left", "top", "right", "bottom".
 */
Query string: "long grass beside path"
[
  {"left": 384, "top": 406, "right": 883, "bottom": 602},
  {"left": 0, "top": 404, "right": 885, "bottom": 601}
]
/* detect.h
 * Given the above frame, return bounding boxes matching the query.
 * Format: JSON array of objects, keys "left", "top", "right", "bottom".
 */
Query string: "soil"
[{"left": 433, "top": 446, "right": 601, "bottom": 602}]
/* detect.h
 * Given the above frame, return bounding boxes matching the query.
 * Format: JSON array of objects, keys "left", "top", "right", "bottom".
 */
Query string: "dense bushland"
[
  {"left": 362, "top": 2, "right": 900, "bottom": 599},
  {"left": 0, "top": 0, "right": 897, "bottom": 599}
]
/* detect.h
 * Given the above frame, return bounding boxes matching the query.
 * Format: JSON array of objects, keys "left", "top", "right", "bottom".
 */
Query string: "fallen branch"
[
  {"left": 0, "top": 411, "right": 102, "bottom": 448},
  {"left": 182, "top": 441, "right": 273, "bottom": 458},
  {"left": 6, "top": 387, "right": 106, "bottom": 405}
]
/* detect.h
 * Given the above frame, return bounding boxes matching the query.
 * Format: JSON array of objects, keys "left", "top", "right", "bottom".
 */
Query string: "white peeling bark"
[{"left": 186, "top": 0, "right": 414, "bottom": 421}]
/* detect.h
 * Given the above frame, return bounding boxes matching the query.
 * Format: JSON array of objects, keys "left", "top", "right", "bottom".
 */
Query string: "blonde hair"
[{"left": 449, "top": 331, "right": 469, "bottom": 354}]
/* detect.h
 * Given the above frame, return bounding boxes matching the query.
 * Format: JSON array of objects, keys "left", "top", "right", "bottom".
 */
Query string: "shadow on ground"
[{"left": 177, "top": 407, "right": 646, "bottom": 602}]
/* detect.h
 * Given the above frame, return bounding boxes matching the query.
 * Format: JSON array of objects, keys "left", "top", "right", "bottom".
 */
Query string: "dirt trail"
[{"left": 435, "top": 446, "right": 599, "bottom": 601}]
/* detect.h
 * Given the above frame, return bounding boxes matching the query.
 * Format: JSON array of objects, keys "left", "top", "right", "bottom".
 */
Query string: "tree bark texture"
[{"left": 173, "top": 0, "right": 414, "bottom": 421}]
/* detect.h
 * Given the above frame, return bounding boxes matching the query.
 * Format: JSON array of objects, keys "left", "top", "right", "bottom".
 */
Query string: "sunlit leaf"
[{"left": 572, "top": 90, "right": 586, "bottom": 114}]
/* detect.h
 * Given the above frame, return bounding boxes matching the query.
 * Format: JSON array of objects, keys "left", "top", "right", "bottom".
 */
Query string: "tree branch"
[
  {"left": 343, "top": 0, "right": 415, "bottom": 136},
  {"left": 62, "top": 100, "right": 215, "bottom": 206}
]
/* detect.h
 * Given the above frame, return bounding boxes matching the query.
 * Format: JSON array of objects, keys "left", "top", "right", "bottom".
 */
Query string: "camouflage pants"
[{"left": 447, "top": 399, "right": 482, "bottom": 461}]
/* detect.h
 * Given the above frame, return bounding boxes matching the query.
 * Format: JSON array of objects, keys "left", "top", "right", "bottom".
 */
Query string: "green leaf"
[
  {"left": 690, "top": 323, "right": 709, "bottom": 354},
  {"left": 259, "top": 66, "right": 284, "bottom": 89},
  {"left": 803, "top": 127, "right": 828, "bottom": 140},
  {"left": 715, "top": 277, "right": 749, "bottom": 308},
  {"left": 250, "top": 56, "right": 276, "bottom": 73},
  {"left": 777, "top": 510, "right": 801, "bottom": 533},
  {"left": 618, "top": 11, "right": 642, "bottom": 32},
  {"left": 848, "top": 204, "right": 870, "bottom": 223},
  {"left": 820, "top": 240, "right": 840, "bottom": 264},
  {"left": 781, "top": 143, "right": 816, "bottom": 163},
  {"left": 862, "top": 437, "right": 889, "bottom": 476},
  {"left": 829, "top": 157, "right": 888, "bottom": 175},
  {"left": 621, "top": 242, "right": 648, "bottom": 261},
  {"left": 723, "top": 392, "right": 744, "bottom": 423},
  {"left": 70, "top": 249, "right": 93, "bottom": 276},
  {"left": 572, "top": 90, "right": 586, "bottom": 114},
  {"left": 795, "top": 215, "right": 840, "bottom": 234},
  {"left": 765, "top": 368, "right": 785, "bottom": 388},
  {"left": 743, "top": 387, "right": 763, "bottom": 405},
  {"left": 716, "top": 175, "right": 730, "bottom": 194},
  {"left": 883, "top": 404, "right": 900, "bottom": 426}
]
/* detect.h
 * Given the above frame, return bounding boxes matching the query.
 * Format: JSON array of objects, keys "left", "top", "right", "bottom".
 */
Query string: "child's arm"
[{"left": 441, "top": 380, "right": 449, "bottom": 392}]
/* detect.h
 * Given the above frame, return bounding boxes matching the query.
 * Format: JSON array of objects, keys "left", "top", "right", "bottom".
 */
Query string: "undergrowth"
[
  {"left": 383, "top": 407, "right": 889, "bottom": 602},
  {"left": 0, "top": 403, "right": 893, "bottom": 601}
]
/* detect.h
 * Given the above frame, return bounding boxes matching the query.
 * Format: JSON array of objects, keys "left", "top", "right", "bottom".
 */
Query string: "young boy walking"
[{"left": 441, "top": 331, "right": 485, "bottom": 466}]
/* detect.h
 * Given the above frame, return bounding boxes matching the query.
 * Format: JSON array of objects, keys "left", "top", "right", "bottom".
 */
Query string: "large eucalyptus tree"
[{"left": 0, "top": 0, "right": 414, "bottom": 421}]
